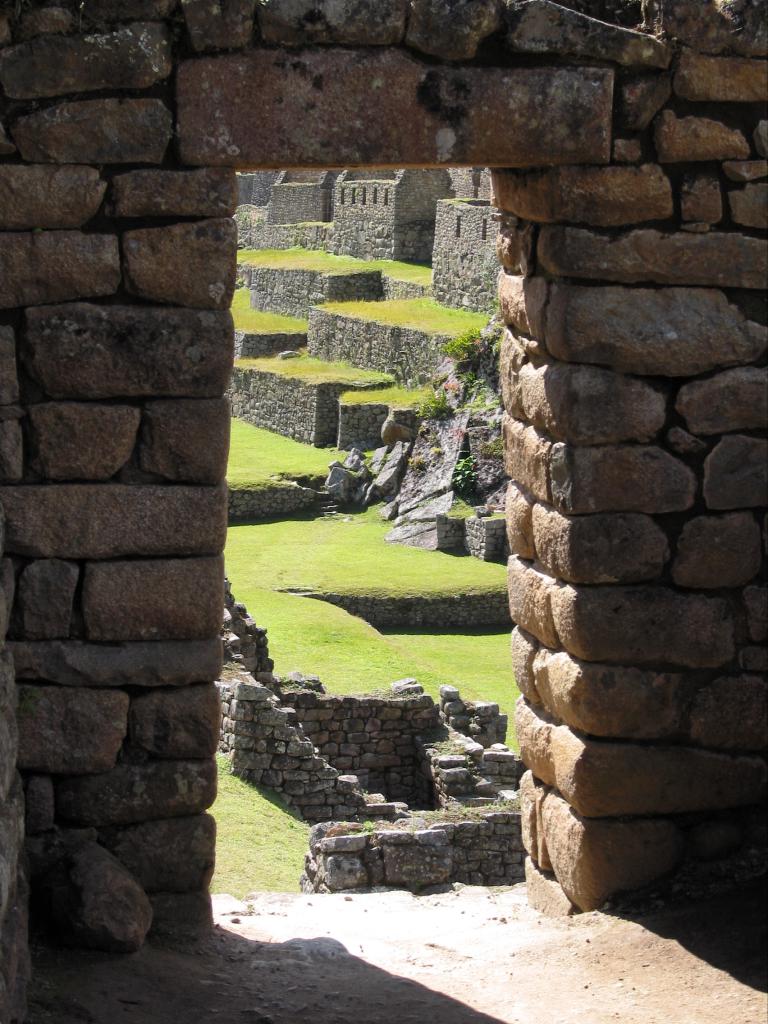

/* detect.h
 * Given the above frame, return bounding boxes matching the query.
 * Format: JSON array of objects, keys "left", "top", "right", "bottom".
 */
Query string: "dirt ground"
[{"left": 26, "top": 878, "right": 767, "bottom": 1024}]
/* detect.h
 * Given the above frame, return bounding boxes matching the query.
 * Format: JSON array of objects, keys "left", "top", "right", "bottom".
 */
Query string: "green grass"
[
  {"left": 211, "top": 755, "right": 309, "bottom": 896},
  {"left": 339, "top": 385, "right": 432, "bottom": 409},
  {"left": 227, "top": 419, "right": 345, "bottom": 490},
  {"left": 321, "top": 298, "right": 488, "bottom": 337},
  {"left": 237, "top": 246, "right": 432, "bottom": 286},
  {"left": 236, "top": 351, "right": 395, "bottom": 387},
  {"left": 226, "top": 506, "right": 506, "bottom": 599},
  {"left": 231, "top": 289, "right": 307, "bottom": 335}
]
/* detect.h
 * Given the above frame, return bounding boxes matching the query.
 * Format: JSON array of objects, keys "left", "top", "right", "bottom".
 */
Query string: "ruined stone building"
[{"left": 0, "top": 1, "right": 766, "bottom": 1020}]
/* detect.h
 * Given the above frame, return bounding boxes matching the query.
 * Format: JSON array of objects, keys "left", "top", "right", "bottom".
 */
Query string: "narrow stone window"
[
  {"left": 373, "top": 186, "right": 378, "bottom": 204},
  {"left": 340, "top": 188, "right": 345, "bottom": 205},
  {"left": 456, "top": 215, "right": 462, "bottom": 238},
  {"left": 351, "top": 188, "right": 356, "bottom": 205},
  {"left": 481, "top": 218, "right": 488, "bottom": 240},
  {"left": 383, "top": 188, "right": 389, "bottom": 205},
  {"left": 362, "top": 187, "right": 367, "bottom": 205}
]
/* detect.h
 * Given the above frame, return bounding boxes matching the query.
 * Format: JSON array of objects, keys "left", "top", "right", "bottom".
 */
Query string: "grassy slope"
[
  {"left": 236, "top": 351, "right": 394, "bottom": 387},
  {"left": 227, "top": 419, "right": 345, "bottom": 490},
  {"left": 238, "top": 246, "right": 432, "bottom": 286},
  {"left": 231, "top": 288, "right": 307, "bottom": 335},
  {"left": 225, "top": 506, "right": 506, "bottom": 598},
  {"left": 211, "top": 755, "right": 309, "bottom": 896},
  {"left": 339, "top": 385, "right": 432, "bottom": 408},
  {"left": 320, "top": 298, "right": 487, "bottom": 336}
]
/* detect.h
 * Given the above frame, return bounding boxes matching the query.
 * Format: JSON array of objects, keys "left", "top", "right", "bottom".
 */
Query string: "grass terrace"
[
  {"left": 227, "top": 420, "right": 346, "bottom": 491},
  {"left": 339, "top": 385, "right": 432, "bottom": 409},
  {"left": 320, "top": 298, "right": 488, "bottom": 336},
  {"left": 236, "top": 350, "right": 395, "bottom": 388},
  {"left": 226, "top": 506, "right": 507, "bottom": 599},
  {"left": 237, "top": 246, "right": 433, "bottom": 286},
  {"left": 231, "top": 288, "right": 307, "bottom": 335}
]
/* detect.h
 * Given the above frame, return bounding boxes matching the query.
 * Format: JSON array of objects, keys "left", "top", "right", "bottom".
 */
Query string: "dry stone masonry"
[{"left": 0, "top": 1, "right": 766, "bottom": 1018}]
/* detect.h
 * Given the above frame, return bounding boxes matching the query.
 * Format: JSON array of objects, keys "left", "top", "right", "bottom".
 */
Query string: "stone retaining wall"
[
  {"left": 243, "top": 216, "right": 333, "bottom": 252},
  {"left": 268, "top": 183, "right": 331, "bottom": 225},
  {"left": 337, "top": 402, "right": 391, "bottom": 451},
  {"left": 248, "top": 266, "right": 382, "bottom": 317},
  {"left": 381, "top": 276, "right": 432, "bottom": 300},
  {"left": 301, "top": 810, "right": 525, "bottom": 893},
  {"left": 229, "top": 364, "right": 351, "bottom": 446},
  {"left": 432, "top": 200, "right": 499, "bottom": 312},
  {"left": 465, "top": 516, "right": 508, "bottom": 562},
  {"left": 300, "top": 591, "right": 511, "bottom": 629},
  {"left": 308, "top": 308, "right": 447, "bottom": 385},
  {"left": 234, "top": 328, "right": 308, "bottom": 359},
  {"left": 228, "top": 483, "right": 322, "bottom": 523}
]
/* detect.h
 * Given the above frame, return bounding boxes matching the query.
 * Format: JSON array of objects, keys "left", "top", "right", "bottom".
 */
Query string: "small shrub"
[
  {"left": 443, "top": 329, "right": 483, "bottom": 363},
  {"left": 418, "top": 390, "right": 452, "bottom": 419},
  {"left": 480, "top": 437, "right": 504, "bottom": 459},
  {"left": 408, "top": 454, "right": 427, "bottom": 473},
  {"left": 453, "top": 455, "right": 478, "bottom": 502}
]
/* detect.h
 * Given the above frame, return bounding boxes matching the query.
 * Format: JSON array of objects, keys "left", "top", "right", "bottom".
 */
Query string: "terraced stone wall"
[
  {"left": 0, "top": 0, "right": 765, "bottom": 1012},
  {"left": 432, "top": 199, "right": 499, "bottom": 312},
  {"left": 248, "top": 266, "right": 383, "bottom": 317}
]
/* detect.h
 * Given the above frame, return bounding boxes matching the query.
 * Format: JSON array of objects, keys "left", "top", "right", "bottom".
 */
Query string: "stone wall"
[
  {"left": 242, "top": 215, "right": 333, "bottom": 252},
  {"left": 237, "top": 172, "right": 280, "bottom": 207},
  {"left": 247, "top": 266, "right": 383, "bottom": 317},
  {"left": 300, "top": 591, "right": 511, "bottom": 629},
  {"left": 432, "top": 199, "right": 499, "bottom": 312},
  {"left": 282, "top": 689, "right": 440, "bottom": 804},
  {"left": 234, "top": 327, "right": 308, "bottom": 360},
  {"left": 308, "top": 308, "right": 447, "bottom": 385},
  {"left": 301, "top": 809, "right": 525, "bottom": 893},
  {"left": 229, "top": 364, "right": 354, "bottom": 446},
  {"left": 0, "top": 0, "right": 764, "bottom": 1000},
  {"left": 228, "top": 483, "right": 322, "bottom": 522},
  {"left": 465, "top": 515, "right": 508, "bottom": 562}
]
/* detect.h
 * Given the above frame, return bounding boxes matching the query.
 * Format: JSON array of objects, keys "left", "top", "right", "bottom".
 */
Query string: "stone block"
[
  {"left": 17, "top": 5, "right": 73, "bottom": 38},
  {"left": 16, "top": 559, "right": 79, "bottom": 640},
  {"left": 111, "top": 168, "right": 238, "bottom": 218},
  {"left": 129, "top": 685, "right": 221, "bottom": 759},
  {"left": 182, "top": 0, "right": 256, "bottom": 51},
  {"left": 0, "top": 327, "right": 18, "bottom": 405},
  {"left": 524, "top": 857, "right": 575, "bottom": 917},
  {"left": 140, "top": 399, "right": 230, "bottom": 485},
  {"left": 657, "top": 0, "right": 767, "bottom": 58},
  {"left": 531, "top": 505, "right": 669, "bottom": 584},
  {"left": 507, "top": 556, "right": 558, "bottom": 649},
  {"left": 676, "top": 367, "right": 767, "bottom": 435},
  {"left": 703, "top": 436, "right": 768, "bottom": 510},
  {"left": 47, "top": 843, "right": 152, "bottom": 953},
  {"left": 101, "top": 814, "right": 216, "bottom": 893},
  {"left": 550, "top": 584, "right": 734, "bottom": 668},
  {"left": 688, "top": 676, "right": 767, "bottom": 751},
  {"left": 744, "top": 585, "right": 767, "bottom": 643},
  {"left": 0, "top": 165, "right": 106, "bottom": 230},
  {"left": 28, "top": 404, "right": 140, "bottom": 481},
  {"left": 493, "top": 165, "right": 672, "bottom": 226},
  {"left": 0, "top": 22, "right": 171, "bottom": 98},
  {"left": 12, "top": 98, "right": 172, "bottom": 165},
  {"left": 549, "top": 444, "right": 696, "bottom": 515},
  {"left": 510, "top": 627, "right": 541, "bottom": 705},
  {"left": 261, "top": 0, "right": 407, "bottom": 46},
  {"left": 681, "top": 173, "right": 721, "bottom": 224},
  {"left": 533, "top": 649, "right": 686, "bottom": 741},
  {"left": 406, "top": 0, "right": 498, "bottom": 59},
  {"left": 506, "top": 0, "right": 670, "bottom": 67},
  {"left": 324, "top": 854, "right": 368, "bottom": 891},
  {"left": 505, "top": 481, "right": 536, "bottom": 560},
  {"left": 729, "top": 183, "right": 768, "bottom": 230},
  {"left": 0, "top": 124, "right": 15, "bottom": 156},
  {"left": 672, "top": 513, "right": 762, "bottom": 589},
  {"left": 655, "top": 109, "right": 750, "bottom": 163},
  {"left": 612, "top": 137, "right": 642, "bottom": 163},
  {"left": 673, "top": 50, "right": 767, "bottom": 102},
  {"left": 723, "top": 160, "right": 768, "bottom": 182},
  {"left": 756, "top": 120, "right": 768, "bottom": 157},
  {"left": 540, "top": 790, "right": 684, "bottom": 912},
  {"left": 24, "top": 303, "right": 234, "bottom": 400},
  {"left": 0, "top": 483, "right": 228, "bottom": 559},
  {"left": 542, "top": 283, "right": 766, "bottom": 376},
  {"left": 17, "top": 685, "right": 128, "bottom": 774},
  {"left": 148, "top": 890, "right": 213, "bottom": 943},
  {"left": 177, "top": 49, "right": 613, "bottom": 168},
  {"left": 496, "top": 218, "right": 535, "bottom": 274},
  {"left": 24, "top": 776, "right": 54, "bottom": 835},
  {"left": 513, "top": 361, "right": 667, "bottom": 444},
  {"left": 10, "top": 639, "right": 223, "bottom": 688},
  {"left": 516, "top": 698, "right": 767, "bottom": 818},
  {"left": 620, "top": 72, "right": 671, "bottom": 131},
  {"left": 0, "top": 231, "right": 120, "bottom": 310},
  {"left": 497, "top": 273, "right": 547, "bottom": 338},
  {"left": 538, "top": 227, "right": 766, "bottom": 289},
  {"left": 123, "top": 219, "right": 237, "bottom": 310},
  {"left": 0, "top": 421, "right": 21, "bottom": 482},
  {"left": 382, "top": 842, "right": 452, "bottom": 887},
  {"left": 0, "top": 652, "right": 18, "bottom": 799},
  {"left": 502, "top": 416, "right": 552, "bottom": 504},
  {"left": 83, "top": 557, "right": 224, "bottom": 642},
  {"left": 56, "top": 758, "right": 217, "bottom": 826}
]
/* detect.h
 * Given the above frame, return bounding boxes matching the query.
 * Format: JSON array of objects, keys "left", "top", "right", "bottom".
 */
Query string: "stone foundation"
[
  {"left": 228, "top": 483, "right": 322, "bottom": 523},
  {"left": 299, "top": 591, "right": 511, "bottom": 629}
]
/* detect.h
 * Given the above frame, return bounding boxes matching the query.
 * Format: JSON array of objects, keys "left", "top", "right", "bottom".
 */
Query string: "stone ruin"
[{"left": 0, "top": 1, "right": 766, "bottom": 1019}]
